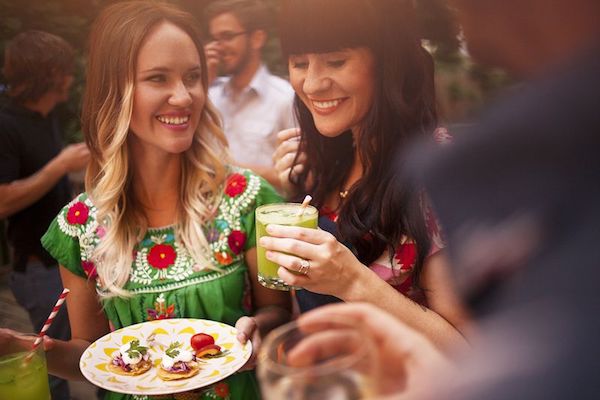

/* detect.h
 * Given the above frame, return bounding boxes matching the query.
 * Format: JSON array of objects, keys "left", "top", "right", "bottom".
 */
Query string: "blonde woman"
[{"left": 37, "top": 1, "right": 290, "bottom": 399}]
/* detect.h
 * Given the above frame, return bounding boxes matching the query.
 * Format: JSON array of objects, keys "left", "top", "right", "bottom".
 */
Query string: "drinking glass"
[
  {"left": 255, "top": 203, "right": 318, "bottom": 290},
  {"left": 0, "top": 335, "right": 51, "bottom": 400},
  {"left": 258, "top": 318, "right": 380, "bottom": 399}
]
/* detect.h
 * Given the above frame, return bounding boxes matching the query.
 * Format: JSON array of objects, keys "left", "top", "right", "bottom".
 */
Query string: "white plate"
[{"left": 79, "top": 318, "right": 252, "bottom": 395}]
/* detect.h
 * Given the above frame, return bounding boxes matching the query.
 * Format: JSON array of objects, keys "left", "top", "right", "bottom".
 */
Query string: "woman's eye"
[
  {"left": 147, "top": 74, "right": 166, "bottom": 83},
  {"left": 290, "top": 60, "right": 309, "bottom": 69},
  {"left": 327, "top": 59, "right": 346, "bottom": 68},
  {"left": 185, "top": 72, "right": 201, "bottom": 83}
]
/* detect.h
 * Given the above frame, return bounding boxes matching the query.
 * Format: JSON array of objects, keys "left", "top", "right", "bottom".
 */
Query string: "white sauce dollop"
[{"left": 161, "top": 349, "right": 193, "bottom": 369}]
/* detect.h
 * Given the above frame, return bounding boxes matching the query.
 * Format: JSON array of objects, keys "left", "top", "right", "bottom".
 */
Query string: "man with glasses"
[{"left": 204, "top": 0, "right": 295, "bottom": 189}]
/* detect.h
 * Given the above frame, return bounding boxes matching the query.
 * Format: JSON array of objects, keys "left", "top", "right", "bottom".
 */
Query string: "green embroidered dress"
[{"left": 41, "top": 169, "right": 282, "bottom": 400}]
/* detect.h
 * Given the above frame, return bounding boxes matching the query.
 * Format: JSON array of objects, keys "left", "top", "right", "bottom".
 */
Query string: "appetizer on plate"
[
  {"left": 108, "top": 339, "right": 152, "bottom": 376},
  {"left": 157, "top": 342, "right": 201, "bottom": 381},
  {"left": 191, "top": 333, "right": 228, "bottom": 358}
]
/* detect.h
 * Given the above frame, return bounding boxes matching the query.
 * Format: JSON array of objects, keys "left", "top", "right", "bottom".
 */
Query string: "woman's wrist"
[
  {"left": 334, "top": 260, "right": 371, "bottom": 301},
  {"left": 253, "top": 305, "right": 292, "bottom": 335}
]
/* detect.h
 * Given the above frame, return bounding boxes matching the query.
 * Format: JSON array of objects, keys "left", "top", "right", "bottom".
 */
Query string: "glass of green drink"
[
  {"left": 0, "top": 335, "right": 51, "bottom": 400},
  {"left": 256, "top": 202, "right": 318, "bottom": 290}
]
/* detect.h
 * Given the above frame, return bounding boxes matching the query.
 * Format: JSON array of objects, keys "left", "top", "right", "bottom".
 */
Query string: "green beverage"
[
  {"left": 0, "top": 344, "right": 50, "bottom": 400},
  {"left": 256, "top": 203, "right": 318, "bottom": 290}
]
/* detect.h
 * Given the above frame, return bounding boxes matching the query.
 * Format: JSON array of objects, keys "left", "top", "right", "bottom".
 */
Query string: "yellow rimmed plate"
[{"left": 79, "top": 318, "right": 252, "bottom": 395}]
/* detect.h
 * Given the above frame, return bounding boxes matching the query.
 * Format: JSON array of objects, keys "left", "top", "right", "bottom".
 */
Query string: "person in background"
[
  {"left": 295, "top": 0, "right": 600, "bottom": 398},
  {"left": 266, "top": 0, "right": 469, "bottom": 350},
  {"left": 0, "top": 30, "right": 90, "bottom": 400},
  {"left": 204, "top": 0, "right": 295, "bottom": 189},
  {"left": 3, "top": 2, "right": 291, "bottom": 399}
]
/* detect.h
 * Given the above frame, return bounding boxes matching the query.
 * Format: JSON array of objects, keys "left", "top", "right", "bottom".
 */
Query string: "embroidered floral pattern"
[
  {"left": 81, "top": 260, "right": 98, "bottom": 279},
  {"left": 132, "top": 239, "right": 194, "bottom": 284},
  {"left": 66, "top": 201, "right": 89, "bottom": 225},
  {"left": 147, "top": 243, "right": 177, "bottom": 270},
  {"left": 55, "top": 169, "right": 262, "bottom": 288},
  {"left": 214, "top": 382, "right": 230, "bottom": 398},
  {"left": 147, "top": 293, "right": 176, "bottom": 321},
  {"left": 224, "top": 173, "right": 247, "bottom": 197},
  {"left": 227, "top": 230, "right": 246, "bottom": 255},
  {"left": 206, "top": 170, "right": 260, "bottom": 267},
  {"left": 215, "top": 250, "right": 233, "bottom": 265}
]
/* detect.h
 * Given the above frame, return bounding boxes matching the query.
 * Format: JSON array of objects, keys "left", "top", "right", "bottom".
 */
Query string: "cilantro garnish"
[
  {"left": 165, "top": 341, "right": 181, "bottom": 358},
  {"left": 125, "top": 339, "right": 148, "bottom": 359}
]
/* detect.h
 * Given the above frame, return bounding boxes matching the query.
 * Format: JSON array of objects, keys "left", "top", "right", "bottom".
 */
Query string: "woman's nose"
[
  {"left": 303, "top": 65, "right": 332, "bottom": 95},
  {"left": 168, "top": 80, "right": 192, "bottom": 107}
]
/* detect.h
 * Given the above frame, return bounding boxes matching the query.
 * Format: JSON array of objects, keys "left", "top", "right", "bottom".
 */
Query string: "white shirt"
[{"left": 209, "top": 65, "right": 296, "bottom": 167}]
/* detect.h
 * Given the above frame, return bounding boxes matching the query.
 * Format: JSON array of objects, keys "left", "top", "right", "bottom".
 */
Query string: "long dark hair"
[{"left": 280, "top": 0, "right": 437, "bottom": 285}]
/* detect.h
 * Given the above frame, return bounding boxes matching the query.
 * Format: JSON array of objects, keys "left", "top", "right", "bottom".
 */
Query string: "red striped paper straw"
[{"left": 25, "top": 288, "right": 70, "bottom": 361}]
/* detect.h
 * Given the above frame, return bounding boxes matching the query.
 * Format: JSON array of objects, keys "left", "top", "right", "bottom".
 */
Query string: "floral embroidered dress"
[{"left": 41, "top": 169, "right": 282, "bottom": 400}]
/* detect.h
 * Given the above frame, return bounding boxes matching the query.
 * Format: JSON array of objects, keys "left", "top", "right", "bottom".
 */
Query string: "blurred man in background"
[
  {"left": 299, "top": 0, "right": 600, "bottom": 398},
  {"left": 204, "top": 0, "right": 295, "bottom": 189},
  {"left": 0, "top": 30, "right": 89, "bottom": 400}
]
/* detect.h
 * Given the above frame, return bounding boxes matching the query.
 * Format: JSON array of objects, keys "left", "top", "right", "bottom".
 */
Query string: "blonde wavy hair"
[{"left": 82, "top": 1, "right": 229, "bottom": 297}]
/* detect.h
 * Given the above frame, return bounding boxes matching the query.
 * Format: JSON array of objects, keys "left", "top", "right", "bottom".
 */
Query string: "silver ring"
[{"left": 298, "top": 259, "right": 310, "bottom": 275}]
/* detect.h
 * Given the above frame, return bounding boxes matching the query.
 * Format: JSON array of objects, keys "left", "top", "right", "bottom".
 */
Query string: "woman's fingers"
[
  {"left": 273, "top": 139, "right": 300, "bottom": 165},
  {"left": 235, "top": 316, "right": 257, "bottom": 344},
  {"left": 278, "top": 266, "right": 311, "bottom": 287},
  {"left": 277, "top": 127, "right": 301, "bottom": 143},
  {"left": 266, "top": 251, "right": 309, "bottom": 274},
  {"left": 236, "top": 317, "right": 262, "bottom": 371},
  {"left": 264, "top": 224, "right": 331, "bottom": 245}
]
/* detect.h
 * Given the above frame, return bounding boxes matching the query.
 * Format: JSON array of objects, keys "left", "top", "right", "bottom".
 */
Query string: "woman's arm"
[
  {"left": 44, "top": 266, "right": 110, "bottom": 381},
  {"left": 234, "top": 248, "right": 292, "bottom": 368},
  {"left": 260, "top": 225, "right": 469, "bottom": 350}
]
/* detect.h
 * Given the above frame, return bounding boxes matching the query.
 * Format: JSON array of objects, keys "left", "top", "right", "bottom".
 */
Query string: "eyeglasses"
[{"left": 209, "top": 31, "right": 247, "bottom": 44}]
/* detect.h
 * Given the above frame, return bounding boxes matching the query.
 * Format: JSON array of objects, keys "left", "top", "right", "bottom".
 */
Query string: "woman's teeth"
[
  {"left": 312, "top": 99, "right": 342, "bottom": 109},
  {"left": 156, "top": 115, "right": 189, "bottom": 125}
]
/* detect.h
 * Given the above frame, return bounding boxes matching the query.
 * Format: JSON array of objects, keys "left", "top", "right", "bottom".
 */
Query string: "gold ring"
[{"left": 299, "top": 259, "right": 310, "bottom": 275}]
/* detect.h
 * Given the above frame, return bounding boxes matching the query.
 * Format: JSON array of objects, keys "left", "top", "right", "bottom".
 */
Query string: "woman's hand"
[
  {"left": 0, "top": 328, "right": 56, "bottom": 352},
  {"left": 234, "top": 316, "right": 260, "bottom": 371},
  {"left": 273, "top": 128, "right": 306, "bottom": 196},
  {"left": 259, "top": 224, "right": 367, "bottom": 298}
]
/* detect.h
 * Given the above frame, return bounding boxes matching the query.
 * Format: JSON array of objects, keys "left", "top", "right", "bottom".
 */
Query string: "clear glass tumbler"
[{"left": 258, "top": 317, "right": 380, "bottom": 399}]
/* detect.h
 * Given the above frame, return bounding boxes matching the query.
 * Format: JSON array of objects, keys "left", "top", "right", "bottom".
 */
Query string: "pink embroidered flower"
[
  {"left": 227, "top": 230, "right": 246, "bottom": 255},
  {"left": 66, "top": 202, "right": 89, "bottom": 225},
  {"left": 96, "top": 225, "right": 106, "bottom": 238},
  {"left": 224, "top": 173, "right": 247, "bottom": 197},
  {"left": 147, "top": 244, "right": 176, "bottom": 269},
  {"left": 215, "top": 251, "right": 233, "bottom": 265},
  {"left": 81, "top": 260, "right": 98, "bottom": 279},
  {"left": 394, "top": 242, "right": 416, "bottom": 272},
  {"left": 214, "top": 382, "right": 230, "bottom": 398}
]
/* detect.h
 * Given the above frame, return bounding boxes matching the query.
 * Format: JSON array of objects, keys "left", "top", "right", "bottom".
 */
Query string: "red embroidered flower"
[
  {"left": 81, "top": 260, "right": 98, "bottom": 279},
  {"left": 227, "top": 230, "right": 246, "bottom": 255},
  {"left": 214, "top": 382, "right": 230, "bottom": 398},
  {"left": 66, "top": 202, "right": 89, "bottom": 225},
  {"left": 215, "top": 250, "right": 233, "bottom": 265},
  {"left": 224, "top": 173, "right": 247, "bottom": 197},
  {"left": 394, "top": 242, "right": 416, "bottom": 272},
  {"left": 147, "top": 244, "right": 176, "bottom": 269}
]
